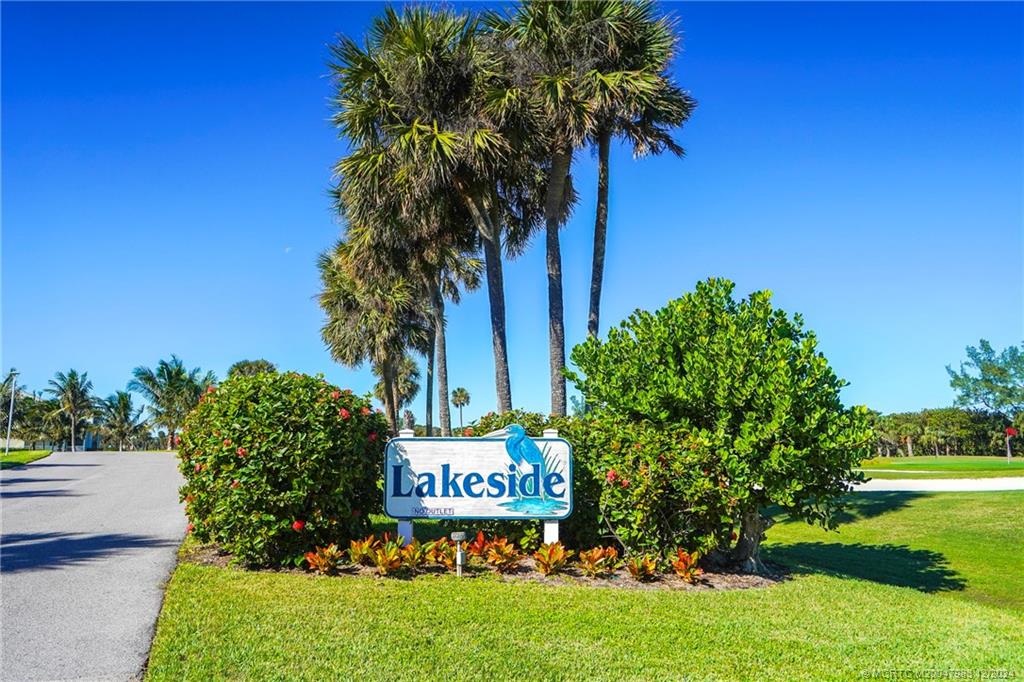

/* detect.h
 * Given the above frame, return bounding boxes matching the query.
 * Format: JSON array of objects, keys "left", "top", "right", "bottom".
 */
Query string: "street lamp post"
[{"left": 5, "top": 370, "right": 18, "bottom": 457}]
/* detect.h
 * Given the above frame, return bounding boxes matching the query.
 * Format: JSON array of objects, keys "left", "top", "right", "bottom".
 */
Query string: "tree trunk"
[
  {"left": 544, "top": 147, "right": 572, "bottom": 417},
  {"left": 458, "top": 406, "right": 464, "bottom": 430},
  {"left": 459, "top": 185, "right": 513, "bottom": 414},
  {"left": 433, "top": 291, "right": 452, "bottom": 437},
  {"left": 390, "top": 371, "right": 401, "bottom": 435},
  {"left": 588, "top": 128, "right": 611, "bottom": 340},
  {"left": 480, "top": 231, "right": 513, "bottom": 413},
  {"left": 167, "top": 429, "right": 175, "bottom": 451},
  {"left": 906, "top": 435, "right": 914, "bottom": 457},
  {"left": 425, "top": 325, "right": 435, "bottom": 437},
  {"left": 731, "top": 510, "right": 771, "bottom": 573},
  {"left": 70, "top": 414, "right": 76, "bottom": 452},
  {"left": 381, "top": 360, "right": 398, "bottom": 435},
  {"left": 389, "top": 368, "right": 401, "bottom": 432}
]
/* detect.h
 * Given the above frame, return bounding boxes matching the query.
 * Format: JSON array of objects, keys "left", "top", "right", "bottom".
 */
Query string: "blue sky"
[{"left": 2, "top": 2, "right": 1021, "bottom": 425}]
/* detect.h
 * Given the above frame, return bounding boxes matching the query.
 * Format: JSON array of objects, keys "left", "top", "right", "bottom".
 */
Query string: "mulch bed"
[{"left": 180, "top": 543, "right": 786, "bottom": 591}]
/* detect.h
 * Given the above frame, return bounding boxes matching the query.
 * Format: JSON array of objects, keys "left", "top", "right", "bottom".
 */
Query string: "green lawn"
[
  {"left": 0, "top": 449, "right": 52, "bottom": 470},
  {"left": 147, "top": 491, "right": 1024, "bottom": 680},
  {"left": 857, "top": 455, "right": 1024, "bottom": 479},
  {"left": 765, "top": 491, "right": 1023, "bottom": 614}
]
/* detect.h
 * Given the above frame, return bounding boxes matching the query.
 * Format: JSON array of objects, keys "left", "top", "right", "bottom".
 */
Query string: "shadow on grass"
[
  {"left": 767, "top": 492, "right": 927, "bottom": 527},
  {"left": 765, "top": 541, "right": 966, "bottom": 593},
  {"left": 0, "top": 532, "right": 177, "bottom": 573},
  {"left": 831, "top": 492, "right": 927, "bottom": 524}
]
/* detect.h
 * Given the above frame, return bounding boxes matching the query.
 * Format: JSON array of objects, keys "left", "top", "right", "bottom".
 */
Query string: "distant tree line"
[
  {"left": 1, "top": 357, "right": 275, "bottom": 451},
  {"left": 869, "top": 408, "right": 1009, "bottom": 457},
  {"left": 872, "top": 338, "right": 1024, "bottom": 457}
]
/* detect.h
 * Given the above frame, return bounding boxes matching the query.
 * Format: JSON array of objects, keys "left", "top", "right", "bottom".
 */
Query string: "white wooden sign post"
[
  {"left": 386, "top": 425, "right": 573, "bottom": 545},
  {"left": 542, "top": 428, "right": 561, "bottom": 544},
  {"left": 395, "top": 429, "right": 416, "bottom": 543}
]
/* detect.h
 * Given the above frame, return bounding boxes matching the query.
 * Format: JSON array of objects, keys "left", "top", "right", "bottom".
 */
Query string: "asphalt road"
[{"left": 1, "top": 452, "right": 185, "bottom": 681}]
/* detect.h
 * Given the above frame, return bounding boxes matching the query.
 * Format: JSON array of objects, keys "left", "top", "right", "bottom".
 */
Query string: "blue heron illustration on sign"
[{"left": 497, "top": 424, "right": 568, "bottom": 515}]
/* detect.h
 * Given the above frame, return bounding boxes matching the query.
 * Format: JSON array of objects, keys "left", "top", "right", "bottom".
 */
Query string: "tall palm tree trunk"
[
  {"left": 425, "top": 330, "right": 435, "bottom": 436},
  {"left": 458, "top": 406, "right": 464, "bottom": 430},
  {"left": 381, "top": 359, "right": 399, "bottom": 435},
  {"left": 433, "top": 290, "right": 453, "bottom": 437},
  {"left": 390, "top": 376, "right": 401, "bottom": 436},
  {"left": 544, "top": 148, "right": 572, "bottom": 417},
  {"left": 459, "top": 186, "right": 513, "bottom": 414},
  {"left": 481, "top": 233, "right": 513, "bottom": 414},
  {"left": 588, "top": 128, "right": 611, "bottom": 339},
  {"left": 70, "top": 414, "right": 77, "bottom": 452}
]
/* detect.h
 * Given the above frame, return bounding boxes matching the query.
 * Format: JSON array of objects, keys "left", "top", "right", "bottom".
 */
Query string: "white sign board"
[{"left": 384, "top": 425, "right": 573, "bottom": 520}]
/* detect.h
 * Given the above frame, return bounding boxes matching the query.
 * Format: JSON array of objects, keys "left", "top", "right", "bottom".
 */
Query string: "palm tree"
[
  {"left": 46, "top": 369, "right": 94, "bottom": 452},
  {"left": 97, "top": 391, "right": 146, "bottom": 451},
  {"left": 227, "top": 359, "right": 277, "bottom": 378},
  {"left": 585, "top": 2, "right": 694, "bottom": 339},
  {"left": 451, "top": 387, "right": 471, "bottom": 430},
  {"left": 41, "top": 399, "right": 70, "bottom": 449},
  {"left": 129, "top": 356, "right": 216, "bottom": 449},
  {"left": 427, "top": 251, "right": 481, "bottom": 436},
  {"left": 374, "top": 354, "right": 421, "bottom": 421},
  {"left": 486, "top": 1, "right": 693, "bottom": 414},
  {"left": 318, "top": 240, "right": 429, "bottom": 434},
  {"left": 329, "top": 6, "right": 543, "bottom": 415},
  {"left": 344, "top": 215, "right": 481, "bottom": 437},
  {"left": 11, "top": 395, "right": 60, "bottom": 450},
  {"left": 486, "top": 1, "right": 601, "bottom": 417}
]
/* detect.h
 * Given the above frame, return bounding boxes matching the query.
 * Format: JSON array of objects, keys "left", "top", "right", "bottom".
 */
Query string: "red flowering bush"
[{"left": 178, "top": 371, "right": 387, "bottom": 566}]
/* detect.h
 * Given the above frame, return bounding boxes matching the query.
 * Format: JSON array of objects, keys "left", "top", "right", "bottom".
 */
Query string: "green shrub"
[
  {"left": 568, "top": 278, "right": 873, "bottom": 570},
  {"left": 178, "top": 372, "right": 387, "bottom": 566}
]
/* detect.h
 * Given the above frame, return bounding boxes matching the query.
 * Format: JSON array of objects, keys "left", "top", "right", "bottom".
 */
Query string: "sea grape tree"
[{"left": 568, "top": 278, "right": 872, "bottom": 571}]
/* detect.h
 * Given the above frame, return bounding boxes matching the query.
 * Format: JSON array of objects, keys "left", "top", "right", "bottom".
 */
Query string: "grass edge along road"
[
  {"left": 146, "top": 492, "right": 1024, "bottom": 680},
  {"left": 858, "top": 455, "right": 1024, "bottom": 479},
  {"left": 0, "top": 450, "right": 53, "bottom": 470}
]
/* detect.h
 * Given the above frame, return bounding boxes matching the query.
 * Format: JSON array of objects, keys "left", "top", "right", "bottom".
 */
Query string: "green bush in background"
[{"left": 179, "top": 372, "right": 387, "bottom": 566}]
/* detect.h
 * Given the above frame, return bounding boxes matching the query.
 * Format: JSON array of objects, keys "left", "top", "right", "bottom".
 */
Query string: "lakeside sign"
[{"left": 384, "top": 424, "right": 573, "bottom": 520}]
